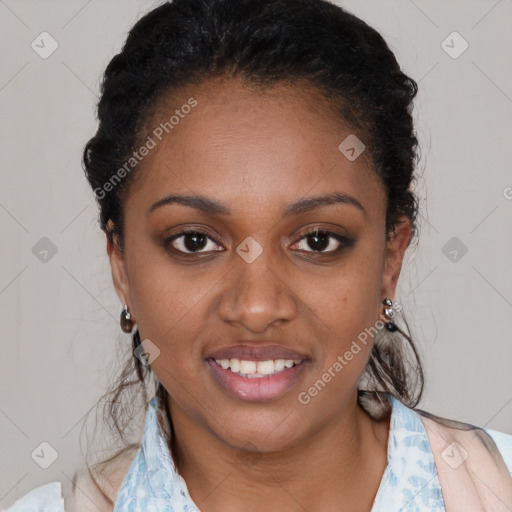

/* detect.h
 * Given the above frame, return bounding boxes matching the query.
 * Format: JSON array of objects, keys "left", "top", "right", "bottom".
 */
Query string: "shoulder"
[
  {"left": 483, "top": 427, "right": 512, "bottom": 476},
  {"left": 66, "top": 445, "right": 140, "bottom": 512},
  {"left": 2, "top": 446, "right": 140, "bottom": 512},
  {"left": 390, "top": 396, "right": 512, "bottom": 472},
  {"left": 413, "top": 402, "right": 512, "bottom": 479},
  {"left": 1, "top": 482, "right": 65, "bottom": 512}
]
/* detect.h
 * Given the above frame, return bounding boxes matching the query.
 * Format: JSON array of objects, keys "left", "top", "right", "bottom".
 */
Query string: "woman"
[{"left": 5, "top": 0, "right": 512, "bottom": 511}]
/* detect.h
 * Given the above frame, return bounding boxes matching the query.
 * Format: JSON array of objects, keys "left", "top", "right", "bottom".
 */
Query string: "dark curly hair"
[{"left": 81, "top": 0, "right": 424, "bottom": 504}]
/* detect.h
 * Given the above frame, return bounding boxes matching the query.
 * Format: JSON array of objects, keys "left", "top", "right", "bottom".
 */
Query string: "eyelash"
[{"left": 164, "top": 228, "right": 353, "bottom": 257}]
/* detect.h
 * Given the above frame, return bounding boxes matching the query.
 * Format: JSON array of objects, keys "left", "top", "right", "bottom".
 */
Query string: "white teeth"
[
  {"left": 239, "top": 360, "right": 257, "bottom": 373},
  {"left": 274, "top": 359, "right": 285, "bottom": 371},
  {"left": 257, "top": 360, "right": 275, "bottom": 374},
  {"left": 214, "top": 358, "right": 303, "bottom": 377}
]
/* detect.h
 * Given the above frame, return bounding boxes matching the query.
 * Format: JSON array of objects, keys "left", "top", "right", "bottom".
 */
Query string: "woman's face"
[{"left": 108, "top": 76, "right": 411, "bottom": 452}]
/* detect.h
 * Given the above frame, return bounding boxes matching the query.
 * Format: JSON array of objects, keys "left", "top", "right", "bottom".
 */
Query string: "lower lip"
[{"left": 207, "top": 359, "right": 308, "bottom": 402}]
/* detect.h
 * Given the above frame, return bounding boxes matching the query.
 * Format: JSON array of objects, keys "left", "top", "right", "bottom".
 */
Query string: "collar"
[
  {"left": 114, "top": 393, "right": 445, "bottom": 511},
  {"left": 113, "top": 394, "right": 195, "bottom": 511},
  {"left": 371, "top": 394, "right": 445, "bottom": 511}
]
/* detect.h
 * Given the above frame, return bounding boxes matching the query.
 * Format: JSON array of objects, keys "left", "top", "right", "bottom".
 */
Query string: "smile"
[
  {"left": 214, "top": 358, "right": 303, "bottom": 378},
  {"left": 207, "top": 357, "right": 308, "bottom": 401}
]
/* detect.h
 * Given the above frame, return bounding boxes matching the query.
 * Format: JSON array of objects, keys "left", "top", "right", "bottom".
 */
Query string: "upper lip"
[{"left": 207, "top": 343, "right": 309, "bottom": 362}]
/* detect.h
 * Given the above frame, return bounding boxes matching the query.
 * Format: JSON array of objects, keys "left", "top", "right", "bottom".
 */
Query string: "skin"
[{"left": 107, "top": 76, "right": 412, "bottom": 512}]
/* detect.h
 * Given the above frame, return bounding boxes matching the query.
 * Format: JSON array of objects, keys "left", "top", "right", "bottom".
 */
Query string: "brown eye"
[
  {"left": 166, "top": 230, "right": 223, "bottom": 254},
  {"left": 293, "top": 229, "right": 351, "bottom": 253}
]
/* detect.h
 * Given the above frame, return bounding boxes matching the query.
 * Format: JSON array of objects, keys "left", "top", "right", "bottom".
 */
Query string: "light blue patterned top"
[{"left": 4, "top": 393, "right": 512, "bottom": 511}]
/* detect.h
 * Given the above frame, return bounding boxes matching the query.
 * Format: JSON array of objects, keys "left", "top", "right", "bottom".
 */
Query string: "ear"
[
  {"left": 106, "top": 221, "right": 133, "bottom": 314},
  {"left": 380, "top": 216, "right": 412, "bottom": 302}
]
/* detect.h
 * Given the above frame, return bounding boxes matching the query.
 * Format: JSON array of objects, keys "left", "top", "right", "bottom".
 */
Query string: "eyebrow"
[{"left": 148, "top": 192, "right": 365, "bottom": 217}]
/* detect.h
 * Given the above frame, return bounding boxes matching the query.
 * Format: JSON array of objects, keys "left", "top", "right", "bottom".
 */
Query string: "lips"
[
  {"left": 207, "top": 343, "right": 309, "bottom": 362},
  {"left": 207, "top": 358, "right": 309, "bottom": 401}
]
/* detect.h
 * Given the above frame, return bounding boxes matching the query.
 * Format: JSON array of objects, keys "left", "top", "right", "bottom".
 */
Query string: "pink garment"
[{"left": 419, "top": 410, "right": 512, "bottom": 511}]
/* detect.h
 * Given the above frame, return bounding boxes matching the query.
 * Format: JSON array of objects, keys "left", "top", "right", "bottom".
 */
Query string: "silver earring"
[
  {"left": 120, "top": 303, "right": 135, "bottom": 333},
  {"left": 382, "top": 298, "right": 398, "bottom": 332}
]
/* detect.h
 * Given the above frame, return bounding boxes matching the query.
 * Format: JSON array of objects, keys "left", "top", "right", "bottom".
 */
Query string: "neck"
[{"left": 166, "top": 390, "right": 390, "bottom": 512}]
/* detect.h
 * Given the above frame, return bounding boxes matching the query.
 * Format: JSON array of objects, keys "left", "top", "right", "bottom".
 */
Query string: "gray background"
[{"left": 1, "top": 0, "right": 511, "bottom": 507}]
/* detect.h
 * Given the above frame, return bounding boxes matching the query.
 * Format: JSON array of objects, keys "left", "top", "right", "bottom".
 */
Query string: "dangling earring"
[
  {"left": 120, "top": 303, "right": 135, "bottom": 333},
  {"left": 382, "top": 298, "right": 398, "bottom": 332}
]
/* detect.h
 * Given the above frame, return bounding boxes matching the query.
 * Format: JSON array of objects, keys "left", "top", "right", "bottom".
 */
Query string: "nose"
[{"left": 217, "top": 251, "right": 298, "bottom": 333}]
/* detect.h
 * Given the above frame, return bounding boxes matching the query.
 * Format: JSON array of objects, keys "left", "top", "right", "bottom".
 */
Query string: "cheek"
[
  {"left": 131, "top": 276, "right": 210, "bottom": 402},
  {"left": 297, "top": 252, "right": 384, "bottom": 381},
  {"left": 125, "top": 254, "right": 214, "bottom": 364},
  {"left": 303, "top": 257, "right": 383, "bottom": 337},
  {"left": 296, "top": 279, "right": 382, "bottom": 411}
]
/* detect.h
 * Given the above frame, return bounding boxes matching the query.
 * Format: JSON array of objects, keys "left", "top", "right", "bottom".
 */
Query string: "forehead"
[{"left": 123, "top": 76, "right": 385, "bottom": 220}]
